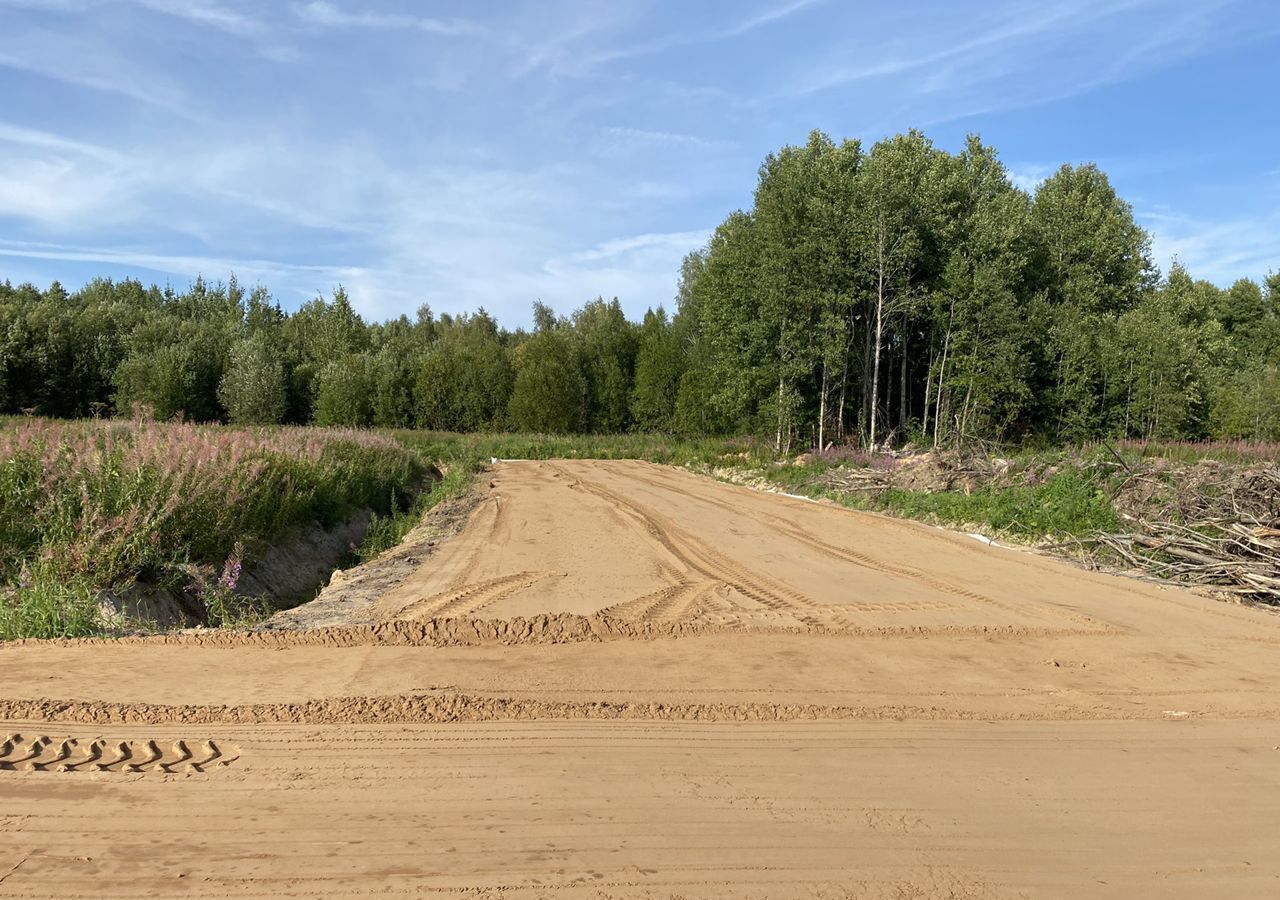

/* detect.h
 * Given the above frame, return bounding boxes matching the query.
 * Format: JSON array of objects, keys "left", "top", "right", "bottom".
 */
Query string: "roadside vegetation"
[
  {"left": 0, "top": 416, "right": 428, "bottom": 640},
  {"left": 1, "top": 419, "right": 1275, "bottom": 640},
  {"left": 725, "top": 440, "right": 1279, "bottom": 603},
  {"left": 351, "top": 457, "right": 479, "bottom": 564},
  {"left": 396, "top": 430, "right": 773, "bottom": 467}
]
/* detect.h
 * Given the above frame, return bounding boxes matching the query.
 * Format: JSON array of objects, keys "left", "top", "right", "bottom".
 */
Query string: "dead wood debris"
[
  {"left": 1087, "top": 465, "right": 1280, "bottom": 603},
  {"left": 807, "top": 451, "right": 1280, "bottom": 604}
]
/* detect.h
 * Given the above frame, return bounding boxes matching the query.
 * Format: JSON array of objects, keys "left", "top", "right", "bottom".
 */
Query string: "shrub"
[
  {"left": 219, "top": 336, "right": 287, "bottom": 424},
  {"left": 507, "top": 332, "right": 588, "bottom": 434},
  {"left": 312, "top": 356, "right": 375, "bottom": 427}
]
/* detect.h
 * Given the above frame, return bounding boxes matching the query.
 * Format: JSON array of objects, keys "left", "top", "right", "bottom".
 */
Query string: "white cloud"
[
  {"left": 723, "top": 0, "right": 824, "bottom": 38},
  {"left": 575, "top": 0, "right": 820, "bottom": 69},
  {"left": 1142, "top": 210, "right": 1280, "bottom": 286},
  {"left": 0, "top": 27, "right": 191, "bottom": 112},
  {"left": 131, "top": 0, "right": 265, "bottom": 37},
  {"left": 2, "top": 0, "right": 1275, "bottom": 329},
  {"left": 602, "top": 126, "right": 717, "bottom": 148},
  {"left": 551, "top": 230, "right": 711, "bottom": 267},
  {"left": 293, "top": 1, "right": 480, "bottom": 37},
  {"left": 775, "top": 0, "right": 1273, "bottom": 130},
  {"left": 1007, "top": 164, "right": 1052, "bottom": 193},
  {"left": 0, "top": 121, "right": 122, "bottom": 162},
  {"left": 0, "top": 111, "right": 711, "bottom": 322},
  {"left": 0, "top": 158, "right": 118, "bottom": 223},
  {"left": 783, "top": 2, "right": 1095, "bottom": 97},
  {"left": 0, "top": 237, "right": 368, "bottom": 293}
]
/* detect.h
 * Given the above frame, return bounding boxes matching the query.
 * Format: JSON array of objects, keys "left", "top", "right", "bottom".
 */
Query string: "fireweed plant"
[{"left": 0, "top": 416, "right": 428, "bottom": 639}]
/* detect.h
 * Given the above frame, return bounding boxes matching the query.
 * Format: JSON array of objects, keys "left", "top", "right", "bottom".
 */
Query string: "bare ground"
[{"left": 2, "top": 459, "right": 1278, "bottom": 898}]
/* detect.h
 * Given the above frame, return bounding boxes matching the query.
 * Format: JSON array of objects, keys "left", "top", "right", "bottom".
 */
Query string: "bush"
[
  {"left": 507, "top": 332, "right": 588, "bottom": 434},
  {"left": 114, "top": 339, "right": 221, "bottom": 422},
  {"left": 313, "top": 356, "right": 375, "bottom": 427},
  {"left": 219, "top": 336, "right": 287, "bottom": 424}
]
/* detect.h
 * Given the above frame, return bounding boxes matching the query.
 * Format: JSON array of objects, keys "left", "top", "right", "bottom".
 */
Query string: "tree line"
[{"left": 2, "top": 129, "right": 1278, "bottom": 444}]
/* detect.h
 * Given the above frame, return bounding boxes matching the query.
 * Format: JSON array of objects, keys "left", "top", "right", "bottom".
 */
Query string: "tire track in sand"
[
  {"left": 2, "top": 693, "right": 1226, "bottom": 726},
  {"left": 554, "top": 465, "right": 826, "bottom": 628},
  {"left": 616, "top": 464, "right": 1110, "bottom": 631},
  {"left": 601, "top": 580, "right": 721, "bottom": 624},
  {"left": 394, "top": 571, "right": 559, "bottom": 621},
  {"left": 0, "top": 732, "right": 239, "bottom": 773}
]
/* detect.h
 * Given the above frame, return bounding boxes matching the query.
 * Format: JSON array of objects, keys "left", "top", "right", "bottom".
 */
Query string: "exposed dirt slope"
[{"left": 2, "top": 459, "right": 1278, "bottom": 898}]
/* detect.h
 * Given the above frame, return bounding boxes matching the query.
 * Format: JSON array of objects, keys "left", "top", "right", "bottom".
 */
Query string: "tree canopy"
[{"left": 2, "top": 129, "right": 1277, "bottom": 444}]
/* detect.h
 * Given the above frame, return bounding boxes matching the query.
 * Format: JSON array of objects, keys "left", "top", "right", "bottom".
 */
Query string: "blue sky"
[{"left": 1, "top": 0, "right": 1278, "bottom": 324}]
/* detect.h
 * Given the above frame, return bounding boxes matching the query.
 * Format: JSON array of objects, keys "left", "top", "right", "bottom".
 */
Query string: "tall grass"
[
  {"left": 0, "top": 416, "right": 428, "bottom": 639},
  {"left": 1103, "top": 438, "right": 1280, "bottom": 464},
  {"left": 396, "top": 430, "right": 772, "bottom": 467},
  {"left": 352, "top": 459, "right": 482, "bottom": 564}
]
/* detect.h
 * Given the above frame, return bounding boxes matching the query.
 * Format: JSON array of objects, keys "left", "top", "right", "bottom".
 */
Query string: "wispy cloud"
[
  {"left": 0, "top": 158, "right": 118, "bottom": 224},
  {"left": 0, "top": 0, "right": 91, "bottom": 9},
  {"left": 598, "top": 126, "right": 730, "bottom": 154},
  {"left": 0, "top": 237, "right": 368, "bottom": 292},
  {"left": 293, "top": 1, "right": 480, "bottom": 37},
  {"left": 585, "top": 0, "right": 825, "bottom": 67},
  {"left": 0, "top": 121, "right": 122, "bottom": 162},
  {"left": 1142, "top": 209, "right": 1280, "bottom": 285},
  {"left": 132, "top": 0, "right": 266, "bottom": 38},
  {"left": 0, "top": 47, "right": 186, "bottom": 110},
  {"left": 551, "top": 230, "right": 712, "bottom": 267},
  {"left": 1, "top": 0, "right": 1276, "bottom": 324},
  {"left": 784, "top": 1, "right": 1133, "bottom": 98},
  {"left": 724, "top": 0, "right": 825, "bottom": 37}
]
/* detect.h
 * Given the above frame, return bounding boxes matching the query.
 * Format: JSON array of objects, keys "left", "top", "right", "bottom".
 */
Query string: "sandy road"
[
  {"left": 2, "top": 721, "right": 1277, "bottom": 899},
  {"left": 2, "top": 459, "right": 1279, "bottom": 898}
]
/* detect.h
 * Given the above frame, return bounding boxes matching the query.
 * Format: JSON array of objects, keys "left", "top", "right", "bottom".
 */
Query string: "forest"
[{"left": 2, "top": 129, "right": 1278, "bottom": 448}]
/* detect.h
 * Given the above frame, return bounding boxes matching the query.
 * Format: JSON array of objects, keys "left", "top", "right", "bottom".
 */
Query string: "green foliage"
[
  {"left": 312, "top": 355, "right": 375, "bottom": 427},
  {"left": 507, "top": 328, "right": 588, "bottom": 433},
  {"left": 353, "top": 462, "right": 477, "bottom": 564},
  {"left": 219, "top": 335, "right": 287, "bottom": 424},
  {"left": 573, "top": 297, "right": 638, "bottom": 432},
  {"left": 1031, "top": 163, "right": 1156, "bottom": 315},
  {"left": 872, "top": 469, "right": 1119, "bottom": 539},
  {"left": 0, "top": 570, "right": 102, "bottom": 641},
  {"left": 114, "top": 336, "right": 222, "bottom": 422},
  {"left": 414, "top": 350, "right": 461, "bottom": 430},
  {"left": 1107, "top": 264, "right": 1223, "bottom": 439},
  {"left": 0, "top": 129, "right": 1275, "bottom": 449},
  {"left": 681, "top": 130, "right": 1262, "bottom": 451},
  {"left": 366, "top": 348, "right": 414, "bottom": 428},
  {"left": 933, "top": 141, "right": 1036, "bottom": 440},
  {"left": 396, "top": 429, "right": 772, "bottom": 470},
  {"left": 0, "top": 418, "right": 427, "bottom": 638},
  {"left": 1211, "top": 365, "right": 1280, "bottom": 440},
  {"left": 412, "top": 311, "right": 513, "bottom": 431},
  {"left": 1215, "top": 277, "right": 1280, "bottom": 363},
  {"left": 630, "top": 307, "right": 682, "bottom": 431}
]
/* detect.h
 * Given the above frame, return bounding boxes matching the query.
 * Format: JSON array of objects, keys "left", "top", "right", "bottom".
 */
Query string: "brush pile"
[
  {"left": 1094, "top": 462, "right": 1280, "bottom": 602},
  {"left": 795, "top": 445, "right": 1280, "bottom": 604}
]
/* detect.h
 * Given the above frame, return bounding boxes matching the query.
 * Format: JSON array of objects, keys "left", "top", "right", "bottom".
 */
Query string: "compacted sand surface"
[{"left": 2, "top": 460, "right": 1278, "bottom": 898}]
